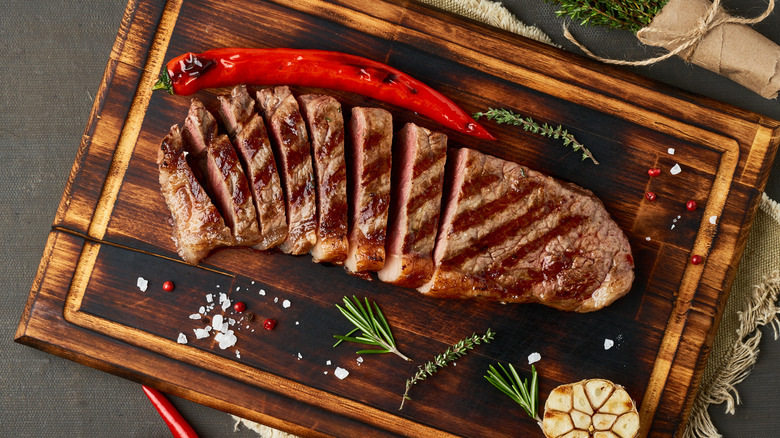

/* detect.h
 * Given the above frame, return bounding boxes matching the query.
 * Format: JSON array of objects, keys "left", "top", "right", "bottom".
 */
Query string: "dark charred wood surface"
[{"left": 15, "top": 0, "right": 780, "bottom": 437}]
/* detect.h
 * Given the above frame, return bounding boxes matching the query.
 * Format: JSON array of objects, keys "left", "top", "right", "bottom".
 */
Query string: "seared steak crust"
[
  {"left": 379, "top": 123, "right": 447, "bottom": 287},
  {"left": 218, "top": 86, "right": 288, "bottom": 250},
  {"left": 182, "top": 99, "right": 262, "bottom": 247},
  {"left": 157, "top": 125, "right": 232, "bottom": 264},
  {"left": 298, "top": 94, "right": 349, "bottom": 265},
  {"left": 344, "top": 107, "right": 394, "bottom": 274},
  {"left": 256, "top": 86, "right": 317, "bottom": 255},
  {"left": 420, "top": 148, "right": 634, "bottom": 312}
]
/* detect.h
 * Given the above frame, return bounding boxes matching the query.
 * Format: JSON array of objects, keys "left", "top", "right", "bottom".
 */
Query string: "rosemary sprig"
[
  {"left": 473, "top": 108, "right": 599, "bottom": 165},
  {"left": 545, "top": 0, "right": 669, "bottom": 33},
  {"left": 399, "top": 328, "right": 495, "bottom": 410},
  {"left": 485, "top": 363, "right": 541, "bottom": 423},
  {"left": 333, "top": 296, "right": 411, "bottom": 361}
]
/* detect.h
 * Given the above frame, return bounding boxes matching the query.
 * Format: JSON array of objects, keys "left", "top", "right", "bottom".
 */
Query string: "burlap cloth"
[{"left": 232, "top": 1, "right": 780, "bottom": 437}]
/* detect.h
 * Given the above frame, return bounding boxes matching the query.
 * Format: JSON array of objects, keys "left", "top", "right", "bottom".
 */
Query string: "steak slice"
[
  {"left": 256, "top": 86, "right": 317, "bottom": 255},
  {"left": 157, "top": 125, "right": 232, "bottom": 264},
  {"left": 218, "top": 85, "right": 288, "bottom": 250},
  {"left": 378, "top": 123, "right": 447, "bottom": 288},
  {"left": 344, "top": 107, "right": 393, "bottom": 274},
  {"left": 419, "top": 148, "right": 634, "bottom": 312},
  {"left": 297, "top": 94, "right": 349, "bottom": 265},
  {"left": 182, "top": 98, "right": 262, "bottom": 247}
]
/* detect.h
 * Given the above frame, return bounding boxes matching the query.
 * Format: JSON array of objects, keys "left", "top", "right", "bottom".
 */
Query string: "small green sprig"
[
  {"left": 485, "top": 363, "right": 541, "bottom": 423},
  {"left": 399, "top": 328, "right": 495, "bottom": 410},
  {"left": 333, "top": 296, "right": 410, "bottom": 361},
  {"left": 545, "top": 0, "right": 669, "bottom": 33},
  {"left": 474, "top": 108, "right": 598, "bottom": 165}
]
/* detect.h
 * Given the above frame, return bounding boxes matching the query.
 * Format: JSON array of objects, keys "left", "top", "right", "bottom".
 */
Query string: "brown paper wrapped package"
[{"left": 637, "top": 0, "right": 780, "bottom": 99}]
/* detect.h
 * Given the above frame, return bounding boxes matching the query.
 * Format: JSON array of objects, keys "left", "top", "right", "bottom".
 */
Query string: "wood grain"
[{"left": 15, "top": 0, "right": 780, "bottom": 436}]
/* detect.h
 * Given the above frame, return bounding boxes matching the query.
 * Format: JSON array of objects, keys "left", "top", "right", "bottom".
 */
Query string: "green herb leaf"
[
  {"left": 333, "top": 296, "right": 410, "bottom": 361},
  {"left": 545, "top": 0, "right": 668, "bottom": 33},
  {"left": 473, "top": 108, "right": 599, "bottom": 165},
  {"left": 485, "top": 363, "right": 541, "bottom": 422},
  {"left": 400, "top": 329, "right": 495, "bottom": 410}
]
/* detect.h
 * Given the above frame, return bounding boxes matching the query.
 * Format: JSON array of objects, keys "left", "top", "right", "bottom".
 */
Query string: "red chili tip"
[
  {"left": 691, "top": 255, "right": 703, "bottom": 265},
  {"left": 645, "top": 192, "right": 657, "bottom": 201},
  {"left": 263, "top": 319, "right": 276, "bottom": 331},
  {"left": 162, "top": 281, "right": 174, "bottom": 292},
  {"left": 686, "top": 200, "right": 697, "bottom": 211},
  {"left": 648, "top": 168, "right": 661, "bottom": 177},
  {"left": 233, "top": 301, "right": 246, "bottom": 313}
]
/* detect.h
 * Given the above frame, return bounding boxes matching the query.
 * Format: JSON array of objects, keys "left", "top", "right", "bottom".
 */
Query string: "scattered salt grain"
[
  {"left": 228, "top": 318, "right": 236, "bottom": 326},
  {"left": 326, "top": 360, "right": 332, "bottom": 366},
  {"left": 668, "top": 148, "right": 675, "bottom": 155},
  {"left": 194, "top": 327, "right": 211, "bottom": 339},
  {"left": 259, "top": 289, "right": 266, "bottom": 296},
  {"left": 528, "top": 352, "right": 541, "bottom": 365},
  {"left": 604, "top": 339, "right": 615, "bottom": 350},
  {"left": 295, "top": 321, "right": 300, "bottom": 325},
  {"left": 324, "top": 371, "right": 328, "bottom": 375},
  {"left": 334, "top": 367, "right": 349, "bottom": 380},
  {"left": 671, "top": 224, "right": 676, "bottom": 230},
  {"left": 710, "top": 215, "right": 718, "bottom": 225},
  {"left": 215, "top": 330, "right": 237, "bottom": 349},
  {"left": 282, "top": 299, "right": 291, "bottom": 309},
  {"left": 297, "top": 353, "right": 303, "bottom": 360},
  {"left": 136, "top": 277, "right": 148, "bottom": 292},
  {"left": 177, "top": 333, "right": 188, "bottom": 344},
  {"left": 670, "top": 163, "right": 681, "bottom": 175},
  {"left": 356, "top": 357, "right": 364, "bottom": 366},
  {"left": 189, "top": 313, "right": 202, "bottom": 320},
  {"left": 206, "top": 294, "right": 213, "bottom": 303},
  {"left": 251, "top": 280, "right": 255, "bottom": 285},
  {"left": 274, "top": 297, "right": 279, "bottom": 303},
  {"left": 236, "top": 286, "right": 241, "bottom": 291},
  {"left": 221, "top": 297, "right": 232, "bottom": 311},
  {"left": 236, "top": 350, "right": 241, "bottom": 359},
  {"left": 645, "top": 236, "right": 651, "bottom": 241},
  {"left": 216, "top": 284, "right": 220, "bottom": 288}
]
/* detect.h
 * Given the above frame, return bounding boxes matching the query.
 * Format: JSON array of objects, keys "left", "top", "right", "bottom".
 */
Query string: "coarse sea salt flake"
[
  {"left": 177, "top": 333, "right": 188, "bottom": 344},
  {"left": 215, "top": 330, "right": 237, "bottom": 349},
  {"left": 259, "top": 289, "right": 266, "bottom": 296},
  {"left": 668, "top": 148, "right": 675, "bottom": 155},
  {"left": 528, "top": 352, "right": 541, "bottom": 364},
  {"left": 283, "top": 299, "right": 291, "bottom": 308},
  {"left": 136, "top": 277, "right": 148, "bottom": 292},
  {"left": 710, "top": 215, "right": 718, "bottom": 224},
  {"left": 222, "top": 298, "right": 231, "bottom": 311},
  {"left": 334, "top": 367, "right": 349, "bottom": 380},
  {"left": 194, "top": 328, "right": 210, "bottom": 339},
  {"left": 213, "top": 314, "right": 223, "bottom": 328},
  {"left": 604, "top": 339, "right": 615, "bottom": 350},
  {"left": 670, "top": 163, "right": 682, "bottom": 175},
  {"left": 326, "top": 360, "right": 332, "bottom": 366},
  {"left": 206, "top": 294, "right": 213, "bottom": 303},
  {"left": 189, "top": 313, "right": 202, "bottom": 320},
  {"left": 199, "top": 306, "right": 206, "bottom": 314}
]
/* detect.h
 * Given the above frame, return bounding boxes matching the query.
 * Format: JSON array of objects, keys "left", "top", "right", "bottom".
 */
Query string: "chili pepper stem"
[{"left": 152, "top": 68, "right": 175, "bottom": 94}]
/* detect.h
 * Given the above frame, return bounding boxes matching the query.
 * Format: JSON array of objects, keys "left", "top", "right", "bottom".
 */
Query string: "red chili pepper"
[
  {"left": 142, "top": 385, "right": 199, "bottom": 438},
  {"left": 152, "top": 48, "right": 495, "bottom": 140}
]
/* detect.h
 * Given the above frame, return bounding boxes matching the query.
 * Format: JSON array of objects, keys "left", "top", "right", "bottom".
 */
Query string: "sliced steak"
[
  {"left": 218, "top": 86, "right": 288, "bottom": 250},
  {"left": 182, "top": 98, "right": 262, "bottom": 247},
  {"left": 297, "top": 94, "right": 349, "bottom": 265},
  {"left": 256, "top": 86, "right": 317, "bottom": 255},
  {"left": 344, "top": 107, "right": 393, "bottom": 274},
  {"left": 157, "top": 125, "right": 233, "bottom": 264},
  {"left": 378, "top": 123, "right": 447, "bottom": 288},
  {"left": 419, "top": 148, "right": 634, "bottom": 312}
]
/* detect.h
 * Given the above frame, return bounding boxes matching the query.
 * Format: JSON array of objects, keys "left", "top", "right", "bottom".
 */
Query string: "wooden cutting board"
[{"left": 15, "top": 0, "right": 780, "bottom": 436}]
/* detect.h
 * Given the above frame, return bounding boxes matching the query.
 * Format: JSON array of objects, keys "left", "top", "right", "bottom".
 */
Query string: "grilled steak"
[
  {"left": 419, "top": 148, "right": 634, "bottom": 312},
  {"left": 378, "top": 123, "right": 447, "bottom": 288},
  {"left": 344, "top": 107, "right": 394, "bottom": 274},
  {"left": 256, "top": 86, "right": 317, "bottom": 255},
  {"left": 182, "top": 99, "right": 262, "bottom": 247},
  {"left": 157, "top": 125, "right": 233, "bottom": 264},
  {"left": 218, "top": 86, "right": 288, "bottom": 250},
  {"left": 298, "top": 94, "right": 349, "bottom": 265}
]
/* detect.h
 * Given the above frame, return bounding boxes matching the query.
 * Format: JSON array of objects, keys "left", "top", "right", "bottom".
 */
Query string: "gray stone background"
[{"left": 2, "top": 0, "right": 778, "bottom": 436}]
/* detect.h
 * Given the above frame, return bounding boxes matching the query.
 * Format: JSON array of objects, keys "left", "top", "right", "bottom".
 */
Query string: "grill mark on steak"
[
  {"left": 379, "top": 123, "right": 447, "bottom": 288},
  {"left": 298, "top": 94, "right": 349, "bottom": 265},
  {"left": 421, "top": 148, "right": 634, "bottom": 312},
  {"left": 157, "top": 125, "right": 232, "bottom": 264},
  {"left": 344, "top": 107, "right": 393, "bottom": 274},
  {"left": 218, "top": 86, "right": 288, "bottom": 250},
  {"left": 256, "top": 86, "right": 317, "bottom": 255},
  {"left": 182, "top": 99, "right": 262, "bottom": 247}
]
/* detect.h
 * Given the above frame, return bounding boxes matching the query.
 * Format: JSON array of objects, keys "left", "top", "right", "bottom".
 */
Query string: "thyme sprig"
[
  {"left": 333, "top": 296, "right": 410, "bottom": 361},
  {"left": 399, "top": 328, "right": 495, "bottom": 410},
  {"left": 473, "top": 108, "right": 599, "bottom": 165},
  {"left": 485, "top": 363, "right": 541, "bottom": 423},
  {"left": 545, "top": 0, "right": 669, "bottom": 33}
]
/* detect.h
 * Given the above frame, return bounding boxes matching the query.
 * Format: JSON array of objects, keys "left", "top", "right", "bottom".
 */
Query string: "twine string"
[{"left": 563, "top": 0, "right": 775, "bottom": 66}]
